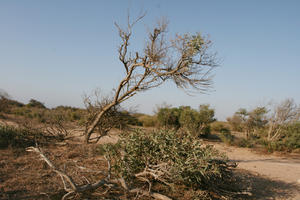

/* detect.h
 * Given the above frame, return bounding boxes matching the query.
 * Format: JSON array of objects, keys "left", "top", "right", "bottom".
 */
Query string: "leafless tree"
[
  {"left": 84, "top": 14, "right": 218, "bottom": 143},
  {"left": 43, "top": 114, "right": 70, "bottom": 139},
  {"left": 267, "top": 99, "right": 300, "bottom": 141}
]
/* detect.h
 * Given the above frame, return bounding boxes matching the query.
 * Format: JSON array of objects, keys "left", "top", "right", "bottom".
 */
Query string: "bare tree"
[
  {"left": 267, "top": 99, "right": 300, "bottom": 141},
  {"left": 84, "top": 14, "right": 218, "bottom": 143}
]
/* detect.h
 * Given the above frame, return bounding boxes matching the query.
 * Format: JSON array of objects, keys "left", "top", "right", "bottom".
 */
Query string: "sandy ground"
[
  {"left": 211, "top": 142, "right": 300, "bottom": 200},
  {"left": 1, "top": 117, "right": 299, "bottom": 199},
  {"left": 83, "top": 130, "right": 300, "bottom": 199}
]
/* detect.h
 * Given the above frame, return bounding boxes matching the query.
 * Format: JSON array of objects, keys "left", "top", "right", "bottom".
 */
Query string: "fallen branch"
[
  {"left": 26, "top": 146, "right": 110, "bottom": 199},
  {"left": 26, "top": 146, "right": 173, "bottom": 200}
]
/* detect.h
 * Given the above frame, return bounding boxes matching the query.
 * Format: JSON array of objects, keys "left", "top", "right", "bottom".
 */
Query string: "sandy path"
[{"left": 211, "top": 142, "right": 300, "bottom": 199}]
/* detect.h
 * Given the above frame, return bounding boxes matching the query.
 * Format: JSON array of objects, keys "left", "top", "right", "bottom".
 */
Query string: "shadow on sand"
[{"left": 235, "top": 169, "right": 300, "bottom": 200}]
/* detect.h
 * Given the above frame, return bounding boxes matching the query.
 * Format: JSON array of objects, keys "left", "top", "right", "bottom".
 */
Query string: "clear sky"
[{"left": 0, "top": 0, "right": 300, "bottom": 120}]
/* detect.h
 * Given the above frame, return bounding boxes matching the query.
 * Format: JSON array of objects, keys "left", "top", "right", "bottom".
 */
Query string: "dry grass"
[{"left": 0, "top": 143, "right": 108, "bottom": 200}]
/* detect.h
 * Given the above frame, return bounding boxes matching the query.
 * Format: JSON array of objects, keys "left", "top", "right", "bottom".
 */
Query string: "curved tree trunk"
[{"left": 85, "top": 102, "right": 116, "bottom": 143}]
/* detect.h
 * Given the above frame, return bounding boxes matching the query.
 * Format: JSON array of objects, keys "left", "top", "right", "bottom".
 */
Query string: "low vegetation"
[
  {"left": 0, "top": 124, "right": 63, "bottom": 149},
  {"left": 97, "top": 129, "right": 239, "bottom": 199},
  {"left": 0, "top": 11, "right": 298, "bottom": 200},
  {"left": 156, "top": 104, "right": 216, "bottom": 137},
  {"left": 225, "top": 99, "right": 300, "bottom": 152},
  {"left": 1, "top": 94, "right": 299, "bottom": 199}
]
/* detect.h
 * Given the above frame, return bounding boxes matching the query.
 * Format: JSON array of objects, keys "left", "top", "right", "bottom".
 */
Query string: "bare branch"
[
  {"left": 84, "top": 14, "right": 218, "bottom": 142},
  {"left": 26, "top": 147, "right": 77, "bottom": 191},
  {"left": 27, "top": 146, "right": 112, "bottom": 198},
  {"left": 28, "top": 146, "right": 172, "bottom": 199}
]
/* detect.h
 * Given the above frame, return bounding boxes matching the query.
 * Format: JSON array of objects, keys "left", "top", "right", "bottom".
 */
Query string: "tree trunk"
[{"left": 85, "top": 102, "right": 115, "bottom": 143}]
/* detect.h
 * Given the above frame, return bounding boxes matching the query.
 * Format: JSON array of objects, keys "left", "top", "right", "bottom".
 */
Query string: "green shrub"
[
  {"left": 27, "top": 99, "right": 46, "bottom": 109},
  {"left": 281, "top": 122, "right": 300, "bottom": 150},
  {"left": 219, "top": 132, "right": 234, "bottom": 145},
  {"left": 235, "top": 138, "right": 255, "bottom": 148},
  {"left": 211, "top": 122, "right": 230, "bottom": 134},
  {"left": 157, "top": 107, "right": 181, "bottom": 128},
  {"left": 260, "top": 141, "right": 282, "bottom": 152},
  {"left": 179, "top": 105, "right": 215, "bottom": 137},
  {"left": 138, "top": 115, "right": 157, "bottom": 127},
  {"left": 98, "top": 130, "right": 236, "bottom": 196},
  {"left": 258, "top": 122, "right": 300, "bottom": 152},
  {"left": 119, "top": 111, "right": 142, "bottom": 126},
  {"left": 0, "top": 125, "right": 37, "bottom": 148},
  {"left": 259, "top": 122, "right": 300, "bottom": 152},
  {"left": 0, "top": 124, "right": 63, "bottom": 149}
]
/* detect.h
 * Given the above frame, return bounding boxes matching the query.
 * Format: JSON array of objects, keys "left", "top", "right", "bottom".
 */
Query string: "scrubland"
[{"left": 0, "top": 97, "right": 299, "bottom": 199}]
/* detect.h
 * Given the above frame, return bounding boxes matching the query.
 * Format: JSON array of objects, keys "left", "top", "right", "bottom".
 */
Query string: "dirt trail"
[
  {"left": 85, "top": 130, "right": 300, "bottom": 199},
  {"left": 211, "top": 142, "right": 300, "bottom": 199}
]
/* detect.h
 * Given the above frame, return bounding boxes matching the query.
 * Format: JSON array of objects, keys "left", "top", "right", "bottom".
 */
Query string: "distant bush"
[
  {"left": 156, "top": 104, "right": 216, "bottom": 137},
  {"left": 138, "top": 115, "right": 157, "bottom": 127},
  {"left": 52, "top": 106, "right": 86, "bottom": 123},
  {"left": 219, "top": 132, "right": 234, "bottom": 145},
  {"left": 119, "top": 111, "right": 142, "bottom": 126},
  {"left": 27, "top": 99, "right": 46, "bottom": 109},
  {"left": 211, "top": 122, "right": 231, "bottom": 134},
  {"left": 0, "top": 95, "right": 24, "bottom": 115},
  {"left": 157, "top": 107, "right": 181, "bottom": 129},
  {"left": 0, "top": 124, "right": 64, "bottom": 149},
  {"left": 261, "top": 122, "right": 300, "bottom": 152},
  {"left": 98, "top": 130, "right": 237, "bottom": 198},
  {"left": 235, "top": 138, "right": 255, "bottom": 148},
  {"left": 281, "top": 122, "right": 300, "bottom": 150},
  {"left": 227, "top": 107, "right": 268, "bottom": 138},
  {"left": 179, "top": 105, "right": 215, "bottom": 137},
  {"left": 0, "top": 125, "right": 39, "bottom": 148}
]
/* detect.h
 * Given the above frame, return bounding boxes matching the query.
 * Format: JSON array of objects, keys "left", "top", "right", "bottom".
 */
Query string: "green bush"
[
  {"left": 157, "top": 107, "right": 181, "bottom": 129},
  {"left": 98, "top": 130, "right": 236, "bottom": 196},
  {"left": 281, "top": 122, "right": 300, "bottom": 150},
  {"left": 0, "top": 125, "right": 37, "bottom": 148},
  {"left": 260, "top": 141, "right": 283, "bottom": 152},
  {"left": 27, "top": 99, "right": 46, "bottom": 109},
  {"left": 260, "top": 122, "right": 300, "bottom": 152},
  {"left": 219, "top": 132, "right": 234, "bottom": 145},
  {"left": 211, "top": 122, "right": 230, "bottom": 134},
  {"left": 119, "top": 111, "right": 142, "bottom": 126},
  {"left": 235, "top": 138, "right": 255, "bottom": 148},
  {"left": 179, "top": 105, "right": 215, "bottom": 137},
  {"left": 138, "top": 115, "right": 157, "bottom": 127},
  {"left": 0, "top": 124, "right": 64, "bottom": 149}
]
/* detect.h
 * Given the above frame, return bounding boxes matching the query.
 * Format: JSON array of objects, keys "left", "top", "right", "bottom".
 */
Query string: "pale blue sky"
[{"left": 0, "top": 0, "right": 299, "bottom": 120}]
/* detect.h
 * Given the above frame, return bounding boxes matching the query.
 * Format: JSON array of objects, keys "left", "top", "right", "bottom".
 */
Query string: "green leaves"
[
  {"left": 99, "top": 129, "right": 232, "bottom": 189},
  {"left": 188, "top": 33, "right": 205, "bottom": 55}
]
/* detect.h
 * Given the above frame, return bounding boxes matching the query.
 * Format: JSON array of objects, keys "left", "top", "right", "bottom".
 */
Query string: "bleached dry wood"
[
  {"left": 27, "top": 146, "right": 173, "bottom": 200},
  {"left": 129, "top": 188, "right": 173, "bottom": 200},
  {"left": 26, "top": 146, "right": 110, "bottom": 199},
  {"left": 84, "top": 13, "right": 218, "bottom": 143}
]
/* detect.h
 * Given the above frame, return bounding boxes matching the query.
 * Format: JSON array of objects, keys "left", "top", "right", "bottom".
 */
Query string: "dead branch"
[
  {"left": 26, "top": 146, "right": 110, "bottom": 199},
  {"left": 27, "top": 146, "right": 173, "bottom": 200},
  {"left": 129, "top": 188, "right": 172, "bottom": 200},
  {"left": 114, "top": 177, "right": 173, "bottom": 200},
  {"left": 84, "top": 13, "right": 218, "bottom": 143},
  {"left": 267, "top": 99, "right": 300, "bottom": 141}
]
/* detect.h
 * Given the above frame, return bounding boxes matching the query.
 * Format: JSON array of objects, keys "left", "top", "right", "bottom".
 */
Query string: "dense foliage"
[
  {"left": 156, "top": 104, "right": 216, "bottom": 137},
  {"left": 27, "top": 99, "right": 46, "bottom": 109},
  {"left": 98, "top": 130, "right": 237, "bottom": 198},
  {"left": 226, "top": 99, "right": 300, "bottom": 152},
  {"left": 0, "top": 125, "right": 61, "bottom": 149}
]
